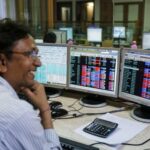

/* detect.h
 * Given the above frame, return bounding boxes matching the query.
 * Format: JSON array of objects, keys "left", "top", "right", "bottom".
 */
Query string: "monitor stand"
[
  {"left": 45, "top": 87, "right": 62, "bottom": 98},
  {"left": 79, "top": 94, "right": 107, "bottom": 108},
  {"left": 131, "top": 105, "right": 150, "bottom": 123}
]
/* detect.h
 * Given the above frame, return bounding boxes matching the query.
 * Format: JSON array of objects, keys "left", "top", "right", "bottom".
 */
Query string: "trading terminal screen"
[
  {"left": 59, "top": 27, "right": 73, "bottom": 40},
  {"left": 35, "top": 43, "right": 68, "bottom": 89},
  {"left": 119, "top": 49, "right": 150, "bottom": 102},
  {"left": 68, "top": 46, "right": 120, "bottom": 97},
  {"left": 87, "top": 28, "right": 102, "bottom": 42},
  {"left": 113, "top": 26, "right": 126, "bottom": 38}
]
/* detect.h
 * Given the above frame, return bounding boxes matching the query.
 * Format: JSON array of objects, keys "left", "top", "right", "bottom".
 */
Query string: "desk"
[
  {"left": 50, "top": 91, "right": 150, "bottom": 150},
  {"left": 113, "top": 41, "right": 130, "bottom": 48}
]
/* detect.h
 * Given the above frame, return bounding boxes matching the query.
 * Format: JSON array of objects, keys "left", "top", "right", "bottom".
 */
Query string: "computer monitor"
[
  {"left": 68, "top": 45, "right": 120, "bottom": 107},
  {"left": 59, "top": 27, "right": 73, "bottom": 40},
  {"left": 142, "top": 32, "right": 150, "bottom": 50},
  {"left": 49, "top": 29, "right": 67, "bottom": 44},
  {"left": 87, "top": 27, "right": 102, "bottom": 44},
  {"left": 119, "top": 48, "right": 150, "bottom": 123},
  {"left": 35, "top": 43, "right": 68, "bottom": 89},
  {"left": 35, "top": 39, "right": 43, "bottom": 43},
  {"left": 113, "top": 26, "right": 126, "bottom": 38}
]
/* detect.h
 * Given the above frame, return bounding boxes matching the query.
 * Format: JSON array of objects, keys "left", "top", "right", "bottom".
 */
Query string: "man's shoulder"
[{"left": 0, "top": 92, "right": 34, "bottom": 120}]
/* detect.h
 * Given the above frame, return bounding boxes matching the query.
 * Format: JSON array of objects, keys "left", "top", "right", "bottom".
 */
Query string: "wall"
[
  {"left": 113, "top": 0, "right": 143, "bottom": 2},
  {"left": 143, "top": 0, "right": 150, "bottom": 32},
  {"left": 94, "top": 0, "right": 100, "bottom": 22}
]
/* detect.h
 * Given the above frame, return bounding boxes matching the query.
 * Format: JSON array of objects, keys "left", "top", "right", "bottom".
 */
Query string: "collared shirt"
[{"left": 0, "top": 77, "right": 62, "bottom": 150}]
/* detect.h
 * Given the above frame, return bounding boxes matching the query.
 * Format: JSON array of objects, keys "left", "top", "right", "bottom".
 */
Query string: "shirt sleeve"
[{"left": 1, "top": 110, "right": 62, "bottom": 150}]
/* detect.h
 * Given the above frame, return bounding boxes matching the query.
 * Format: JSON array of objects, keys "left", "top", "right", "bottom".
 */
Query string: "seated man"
[
  {"left": 43, "top": 32, "right": 57, "bottom": 43},
  {"left": 0, "top": 19, "right": 61, "bottom": 150}
]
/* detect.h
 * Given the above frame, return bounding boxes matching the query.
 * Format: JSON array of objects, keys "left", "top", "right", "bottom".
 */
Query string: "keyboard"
[{"left": 59, "top": 137, "right": 99, "bottom": 150}]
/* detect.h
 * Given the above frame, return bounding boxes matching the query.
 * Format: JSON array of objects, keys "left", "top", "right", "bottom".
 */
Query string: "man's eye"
[{"left": 27, "top": 51, "right": 32, "bottom": 56}]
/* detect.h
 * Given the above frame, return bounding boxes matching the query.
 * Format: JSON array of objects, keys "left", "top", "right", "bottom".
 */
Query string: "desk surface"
[{"left": 50, "top": 91, "right": 150, "bottom": 150}]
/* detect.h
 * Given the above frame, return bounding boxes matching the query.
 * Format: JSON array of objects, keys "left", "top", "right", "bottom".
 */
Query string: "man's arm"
[
  {"left": 3, "top": 110, "right": 61, "bottom": 150},
  {"left": 21, "top": 81, "right": 53, "bottom": 129},
  {"left": 19, "top": 81, "right": 62, "bottom": 149}
]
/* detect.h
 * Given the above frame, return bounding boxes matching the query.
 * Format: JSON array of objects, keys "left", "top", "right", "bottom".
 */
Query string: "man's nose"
[{"left": 33, "top": 57, "right": 42, "bottom": 67}]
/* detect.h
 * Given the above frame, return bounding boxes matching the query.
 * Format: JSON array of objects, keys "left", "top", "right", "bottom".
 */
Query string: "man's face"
[{"left": 4, "top": 36, "right": 41, "bottom": 91}]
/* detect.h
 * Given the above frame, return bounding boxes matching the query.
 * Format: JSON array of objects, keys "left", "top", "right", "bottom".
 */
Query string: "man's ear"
[{"left": 0, "top": 54, "right": 8, "bottom": 72}]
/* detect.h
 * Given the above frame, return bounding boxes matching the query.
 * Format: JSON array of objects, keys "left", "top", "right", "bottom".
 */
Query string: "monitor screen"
[
  {"left": 35, "top": 39, "right": 43, "bottom": 43},
  {"left": 68, "top": 45, "right": 120, "bottom": 98},
  {"left": 119, "top": 49, "right": 150, "bottom": 122},
  {"left": 59, "top": 27, "right": 73, "bottom": 40},
  {"left": 87, "top": 28, "right": 102, "bottom": 42},
  {"left": 113, "top": 26, "right": 125, "bottom": 38},
  {"left": 34, "top": 43, "right": 68, "bottom": 89},
  {"left": 49, "top": 29, "right": 67, "bottom": 43},
  {"left": 142, "top": 32, "right": 150, "bottom": 50}
]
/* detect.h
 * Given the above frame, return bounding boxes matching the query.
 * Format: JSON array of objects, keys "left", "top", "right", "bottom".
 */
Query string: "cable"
[
  {"left": 53, "top": 106, "right": 129, "bottom": 120},
  {"left": 53, "top": 113, "right": 84, "bottom": 120},
  {"left": 68, "top": 100, "right": 84, "bottom": 112},
  {"left": 68, "top": 105, "right": 83, "bottom": 112},
  {"left": 89, "top": 142, "right": 116, "bottom": 147},
  {"left": 89, "top": 138, "right": 150, "bottom": 147},
  {"left": 68, "top": 99, "right": 79, "bottom": 107},
  {"left": 81, "top": 106, "right": 128, "bottom": 115},
  {"left": 67, "top": 97, "right": 132, "bottom": 116},
  {"left": 122, "top": 138, "right": 150, "bottom": 146}
]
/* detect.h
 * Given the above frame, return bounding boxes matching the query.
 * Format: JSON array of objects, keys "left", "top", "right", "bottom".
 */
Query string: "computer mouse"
[
  {"left": 49, "top": 101, "right": 63, "bottom": 110},
  {"left": 51, "top": 108, "right": 68, "bottom": 119}
]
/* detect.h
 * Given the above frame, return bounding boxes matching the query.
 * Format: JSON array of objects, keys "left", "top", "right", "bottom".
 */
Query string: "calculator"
[{"left": 83, "top": 118, "right": 118, "bottom": 138}]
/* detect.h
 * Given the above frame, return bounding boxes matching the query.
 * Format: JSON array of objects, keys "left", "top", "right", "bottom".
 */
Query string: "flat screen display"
[
  {"left": 142, "top": 32, "right": 150, "bottom": 49},
  {"left": 59, "top": 27, "right": 73, "bottom": 40},
  {"left": 119, "top": 48, "right": 150, "bottom": 122},
  {"left": 68, "top": 45, "right": 120, "bottom": 97},
  {"left": 35, "top": 43, "right": 68, "bottom": 89},
  {"left": 113, "top": 26, "right": 126, "bottom": 38},
  {"left": 87, "top": 28, "right": 102, "bottom": 42},
  {"left": 119, "top": 49, "right": 150, "bottom": 105}
]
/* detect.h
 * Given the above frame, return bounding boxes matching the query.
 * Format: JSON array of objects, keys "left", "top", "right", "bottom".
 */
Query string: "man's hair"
[
  {"left": 0, "top": 18, "right": 31, "bottom": 56},
  {"left": 43, "top": 32, "right": 56, "bottom": 43}
]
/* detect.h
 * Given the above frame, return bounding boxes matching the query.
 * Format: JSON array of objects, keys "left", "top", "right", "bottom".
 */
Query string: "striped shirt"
[{"left": 0, "top": 77, "right": 62, "bottom": 150}]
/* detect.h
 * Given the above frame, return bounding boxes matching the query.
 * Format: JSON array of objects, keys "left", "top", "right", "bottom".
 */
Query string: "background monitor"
[
  {"left": 119, "top": 48, "right": 150, "bottom": 123},
  {"left": 35, "top": 43, "right": 68, "bottom": 89},
  {"left": 113, "top": 26, "right": 126, "bottom": 38},
  {"left": 49, "top": 29, "right": 67, "bottom": 43},
  {"left": 35, "top": 39, "right": 43, "bottom": 43},
  {"left": 68, "top": 45, "right": 120, "bottom": 107},
  {"left": 142, "top": 32, "right": 150, "bottom": 50},
  {"left": 87, "top": 28, "right": 102, "bottom": 42},
  {"left": 59, "top": 27, "right": 73, "bottom": 40}
]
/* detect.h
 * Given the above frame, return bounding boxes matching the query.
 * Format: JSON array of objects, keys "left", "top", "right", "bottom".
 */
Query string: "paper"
[{"left": 75, "top": 113, "right": 149, "bottom": 149}]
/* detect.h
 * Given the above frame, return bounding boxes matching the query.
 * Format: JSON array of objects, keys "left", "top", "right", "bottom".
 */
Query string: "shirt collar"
[{"left": 0, "top": 76, "right": 19, "bottom": 99}]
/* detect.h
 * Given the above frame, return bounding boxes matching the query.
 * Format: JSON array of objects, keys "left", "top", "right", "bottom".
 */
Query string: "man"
[
  {"left": 43, "top": 32, "right": 57, "bottom": 43},
  {"left": 0, "top": 19, "right": 62, "bottom": 149}
]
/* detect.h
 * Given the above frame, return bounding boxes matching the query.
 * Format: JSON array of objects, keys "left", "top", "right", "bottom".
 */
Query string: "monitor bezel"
[
  {"left": 59, "top": 27, "right": 73, "bottom": 40},
  {"left": 119, "top": 48, "right": 150, "bottom": 106},
  {"left": 142, "top": 32, "right": 150, "bottom": 50},
  {"left": 67, "top": 45, "right": 120, "bottom": 98},
  {"left": 36, "top": 43, "right": 69, "bottom": 89},
  {"left": 113, "top": 26, "right": 126, "bottom": 39},
  {"left": 87, "top": 27, "right": 102, "bottom": 42}
]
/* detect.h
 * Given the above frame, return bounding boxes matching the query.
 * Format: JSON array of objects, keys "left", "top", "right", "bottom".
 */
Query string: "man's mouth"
[{"left": 28, "top": 71, "right": 36, "bottom": 78}]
